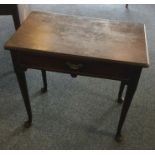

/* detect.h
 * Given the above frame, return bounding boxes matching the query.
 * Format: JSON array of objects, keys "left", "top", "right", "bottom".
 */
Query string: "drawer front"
[{"left": 16, "top": 52, "right": 135, "bottom": 81}]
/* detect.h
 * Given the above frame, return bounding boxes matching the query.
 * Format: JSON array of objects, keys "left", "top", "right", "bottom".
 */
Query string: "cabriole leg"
[{"left": 15, "top": 68, "right": 32, "bottom": 128}]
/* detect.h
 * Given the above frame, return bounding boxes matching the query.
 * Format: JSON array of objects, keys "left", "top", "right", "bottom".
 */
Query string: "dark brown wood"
[
  {"left": 4, "top": 12, "right": 149, "bottom": 141},
  {"left": 117, "top": 81, "right": 126, "bottom": 104},
  {"left": 115, "top": 68, "right": 142, "bottom": 142},
  {"left": 15, "top": 69, "right": 32, "bottom": 128},
  {"left": 5, "top": 11, "right": 149, "bottom": 67},
  {"left": 11, "top": 52, "right": 32, "bottom": 127},
  {"left": 13, "top": 51, "right": 137, "bottom": 81},
  {"left": 12, "top": 6, "right": 20, "bottom": 30},
  {"left": 0, "top": 4, "right": 20, "bottom": 29},
  {"left": 41, "top": 70, "right": 47, "bottom": 93}
]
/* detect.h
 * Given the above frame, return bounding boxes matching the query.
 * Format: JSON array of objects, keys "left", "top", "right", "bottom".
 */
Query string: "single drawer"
[{"left": 15, "top": 51, "right": 135, "bottom": 81}]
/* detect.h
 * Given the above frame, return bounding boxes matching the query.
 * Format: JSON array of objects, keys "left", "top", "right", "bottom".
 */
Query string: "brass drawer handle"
[{"left": 66, "top": 62, "right": 83, "bottom": 70}]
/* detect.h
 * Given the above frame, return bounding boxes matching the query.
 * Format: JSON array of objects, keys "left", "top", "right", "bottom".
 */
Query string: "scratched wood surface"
[{"left": 5, "top": 11, "right": 149, "bottom": 67}]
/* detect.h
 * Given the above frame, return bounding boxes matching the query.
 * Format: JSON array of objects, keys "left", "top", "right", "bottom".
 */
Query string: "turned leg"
[
  {"left": 115, "top": 69, "right": 141, "bottom": 142},
  {"left": 125, "top": 4, "right": 128, "bottom": 9},
  {"left": 15, "top": 68, "right": 32, "bottom": 128},
  {"left": 117, "top": 81, "right": 126, "bottom": 104},
  {"left": 41, "top": 70, "right": 47, "bottom": 93}
]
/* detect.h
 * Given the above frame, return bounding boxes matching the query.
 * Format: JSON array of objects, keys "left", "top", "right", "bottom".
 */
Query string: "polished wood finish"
[
  {"left": 5, "top": 11, "right": 149, "bottom": 67},
  {"left": 5, "top": 11, "right": 149, "bottom": 141}
]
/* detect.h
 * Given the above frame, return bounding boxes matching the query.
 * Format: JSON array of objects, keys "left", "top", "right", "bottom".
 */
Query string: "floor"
[{"left": 0, "top": 4, "right": 155, "bottom": 149}]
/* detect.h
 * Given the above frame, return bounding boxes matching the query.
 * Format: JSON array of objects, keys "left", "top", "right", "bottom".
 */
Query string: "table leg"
[
  {"left": 115, "top": 70, "right": 141, "bottom": 142},
  {"left": 117, "top": 81, "right": 126, "bottom": 104},
  {"left": 15, "top": 68, "right": 32, "bottom": 128},
  {"left": 41, "top": 70, "right": 47, "bottom": 93},
  {"left": 12, "top": 5, "right": 20, "bottom": 30}
]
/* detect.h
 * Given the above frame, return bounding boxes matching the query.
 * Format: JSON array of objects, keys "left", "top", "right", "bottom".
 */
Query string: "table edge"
[{"left": 5, "top": 45, "right": 149, "bottom": 68}]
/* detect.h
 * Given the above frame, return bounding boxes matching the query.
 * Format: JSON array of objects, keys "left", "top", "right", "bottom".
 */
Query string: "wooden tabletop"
[{"left": 5, "top": 11, "right": 149, "bottom": 67}]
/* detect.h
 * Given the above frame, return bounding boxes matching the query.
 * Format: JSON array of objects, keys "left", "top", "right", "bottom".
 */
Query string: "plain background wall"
[{"left": 18, "top": 4, "right": 31, "bottom": 23}]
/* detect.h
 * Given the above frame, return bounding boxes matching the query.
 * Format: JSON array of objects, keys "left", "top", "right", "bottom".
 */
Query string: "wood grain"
[{"left": 5, "top": 11, "right": 149, "bottom": 67}]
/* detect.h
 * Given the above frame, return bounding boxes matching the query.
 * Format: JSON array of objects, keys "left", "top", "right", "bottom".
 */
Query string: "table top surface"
[{"left": 5, "top": 11, "right": 149, "bottom": 67}]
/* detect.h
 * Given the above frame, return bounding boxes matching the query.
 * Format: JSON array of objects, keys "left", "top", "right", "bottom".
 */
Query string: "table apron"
[{"left": 12, "top": 52, "right": 140, "bottom": 81}]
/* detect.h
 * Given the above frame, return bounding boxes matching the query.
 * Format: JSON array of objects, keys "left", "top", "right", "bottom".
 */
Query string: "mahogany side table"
[{"left": 5, "top": 11, "right": 149, "bottom": 141}]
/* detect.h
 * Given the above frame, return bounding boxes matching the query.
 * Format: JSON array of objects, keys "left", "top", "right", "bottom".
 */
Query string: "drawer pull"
[{"left": 66, "top": 62, "right": 83, "bottom": 70}]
